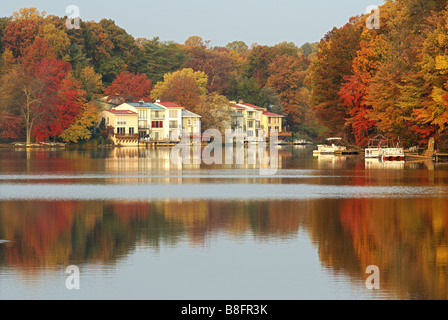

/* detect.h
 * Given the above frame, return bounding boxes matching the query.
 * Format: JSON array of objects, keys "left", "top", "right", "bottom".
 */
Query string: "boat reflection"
[{"left": 365, "top": 158, "right": 405, "bottom": 170}]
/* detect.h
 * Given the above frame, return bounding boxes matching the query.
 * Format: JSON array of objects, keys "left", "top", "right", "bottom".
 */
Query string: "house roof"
[
  {"left": 127, "top": 102, "right": 165, "bottom": 111},
  {"left": 106, "top": 109, "right": 137, "bottom": 115},
  {"left": 263, "top": 111, "right": 283, "bottom": 117},
  {"left": 182, "top": 110, "right": 201, "bottom": 118},
  {"left": 156, "top": 101, "right": 184, "bottom": 109},
  {"left": 237, "top": 102, "right": 265, "bottom": 110}
]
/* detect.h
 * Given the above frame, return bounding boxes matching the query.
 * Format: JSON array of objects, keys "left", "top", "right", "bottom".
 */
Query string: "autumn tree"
[
  {"left": 60, "top": 101, "right": 99, "bottom": 143},
  {"left": 42, "top": 23, "right": 71, "bottom": 61},
  {"left": 151, "top": 68, "right": 208, "bottom": 110},
  {"left": 76, "top": 66, "right": 103, "bottom": 102},
  {"left": 308, "top": 18, "right": 363, "bottom": 136},
  {"left": 21, "top": 37, "right": 56, "bottom": 71},
  {"left": 12, "top": 7, "right": 46, "bottom": 21},
  {"left": 266, "top": 53, "right": 310, "bottom": 127},
  {"left": 182, "top": 46, "right": 236, "bottom": 93},
  {"left": 104, "top": 71, "right": 151, "bottom": 104},
  {"left": 31, "top": 60, "right": 83, "bottom": 141},
  {"left": 245, "top": 45, "right": 276, "bottom": 87},
  {"left": 195, "top": 94, "right": 233, "bottom": 134},
  {"left": 2, "top": 19, "right": 40, "bottom": 57},
  {"left": 1, "top": 56, "right": 85, "bottom": 144},
  {"left": 184, "top": 35, "right": 206, "bottom": 48},
  {"left": 226, "top": 41, "right": 248, "bottom": 53}
]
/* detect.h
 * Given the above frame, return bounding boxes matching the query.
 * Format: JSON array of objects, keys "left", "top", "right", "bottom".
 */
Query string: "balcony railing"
[
  {"left": 151, "top": 113, "right": 165, "bottom": 119},
  {"left": 114, "top": 133, "right": 140, "bottom": 141}
]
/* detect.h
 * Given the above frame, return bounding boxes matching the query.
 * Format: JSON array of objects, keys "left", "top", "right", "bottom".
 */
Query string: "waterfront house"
[
  {"left": 115, "top": 101, "right": 167, "bottom": 141},
  {"left": 235, "top": 102, "right": 265, "bottom": 139},
  {"left": 101, "top": 109, "right": 139, "bottom": 146},
  {"left": 106, "top": 100, "right": 200, "bottom": 143},
  {"left": 154, "top": 101, "right": 184, "bottom": 141},
  {"left": 261, "top": 110, "right": 284, "bottom": 136},
  {"left": 182, "top": 109, "right": 201, "bottom": 137}
]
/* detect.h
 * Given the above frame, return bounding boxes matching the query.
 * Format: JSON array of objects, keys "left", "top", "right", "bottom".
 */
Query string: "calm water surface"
[{"left": 0, "top": 146, "right": 447, "bottom": 300}]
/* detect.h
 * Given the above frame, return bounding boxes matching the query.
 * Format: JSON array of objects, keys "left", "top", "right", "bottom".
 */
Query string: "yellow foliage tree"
[
  {"left": 60, "top": 102, "right": 100, "bottom": 143},
  {"left": 151, "top": 68, "right": 208, "bottom": 99},
  {"left": 42, "top": 24, "right": 71, "bottom": 61}
]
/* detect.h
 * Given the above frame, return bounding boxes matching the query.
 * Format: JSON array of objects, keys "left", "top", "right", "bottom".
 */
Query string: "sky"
[{"left": 0, "top": 0, "right": 384, "bottom": 47}]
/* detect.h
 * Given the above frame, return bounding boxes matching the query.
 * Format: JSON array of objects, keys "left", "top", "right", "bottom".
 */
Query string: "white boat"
[
  {"left": 378, "top": 139, "right": 405, "bottom": 161},
  {"left": 313, "top": 138, "right": 347, "bottom": 155},
  {"left": 365, "top": 135, "right": 387, "bottom": 158}
]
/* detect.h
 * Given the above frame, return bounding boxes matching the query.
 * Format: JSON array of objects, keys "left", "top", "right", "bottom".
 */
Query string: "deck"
[{"left": 433, "top": 153, "right": 448, "bottom": 162}]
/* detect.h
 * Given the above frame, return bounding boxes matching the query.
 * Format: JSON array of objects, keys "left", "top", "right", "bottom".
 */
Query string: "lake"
[{"left": 0, "top": 146, "right": 447, "bottom": 300}]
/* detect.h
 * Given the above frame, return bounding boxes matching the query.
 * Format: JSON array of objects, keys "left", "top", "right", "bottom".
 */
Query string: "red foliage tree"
[
  {"left": 339, "top": 75, "right": 376, "bottom": 146},
  {"left": 21, "top": 37, "right": 56, "bottom": 71},
  {"left": 104, "top": 71, "right": 152, "bottom": 103},
  {"left": 32, "top": 59, "right": 84, "bottom": 141},
  {"left": 2, "top": 19, "right": 40, "bottom": 57}
]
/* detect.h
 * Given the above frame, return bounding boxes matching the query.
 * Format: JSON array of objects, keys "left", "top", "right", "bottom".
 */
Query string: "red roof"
[
  {"left": 238, "top": 102, "right": 265, "bottom": 110},
  {"left": 156, "top": 102, "right": 183, "bottom": 108},
  {"left": 106, "top": 109, "right": 137, "bottom": 115},
  {"left": 263, "top": 111, "right": 283, "bottom": 117}
]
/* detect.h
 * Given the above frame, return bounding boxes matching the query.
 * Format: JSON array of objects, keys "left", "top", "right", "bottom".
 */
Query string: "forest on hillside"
[{"left": 1, "top": 1, "right": 448, "bottom": 148}]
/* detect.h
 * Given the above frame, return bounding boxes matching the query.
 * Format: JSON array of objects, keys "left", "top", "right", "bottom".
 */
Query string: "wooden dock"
[
  {"left": 139, "top": 140, "right": 178, "bottom": 148},
  {"left": 433, "top": 153, "right": 448, "bottom": 162}
]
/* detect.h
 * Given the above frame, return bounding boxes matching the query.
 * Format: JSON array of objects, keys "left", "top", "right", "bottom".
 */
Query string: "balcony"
[
  {"left": 151, "top": 113, "right": 165, "bottom": 119},
  {"left": 138, "top": 121, "right": 149, "bottom": 129}
]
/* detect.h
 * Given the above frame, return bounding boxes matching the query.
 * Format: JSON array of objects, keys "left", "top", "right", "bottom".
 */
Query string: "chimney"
[{"left": 238, "top": 100, "right": 244, "bottom": 104}]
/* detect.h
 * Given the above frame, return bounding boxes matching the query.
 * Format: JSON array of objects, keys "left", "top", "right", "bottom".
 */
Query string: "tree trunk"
[{"left": 26, "top": 125, "right": 31, "bottom": 145}]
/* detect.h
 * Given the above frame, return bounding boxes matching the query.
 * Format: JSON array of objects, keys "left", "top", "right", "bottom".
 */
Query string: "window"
[
  {"left": 139, "top": 120, "right": 148, "bottom": 128},
  {"left": 169, "top": 110, "right": 178, "bottom": 118},
  {"left": 129, "top": 127, "right": 134, "bottom": 135},
  {"left": 151, "top": 121, "right": 163, "bottom": 128},
  {"left": 275, "top": 126, "right": 279, "bottom": 132},
  {"left": 138, "top": 110, "right": 147, "bottom": 119},
  {"left": 248, "top": 121, "right": 254, "bottom": 128},
  {"left": 188, "top": 119, "right": 192, "bottom": 125},
  {"left": 117, "top": 117, "right": 126, "bottom": 125},
  {"left": 152, "top": 111, "right": 163, "bottom": 119},
  {"left": 268, "top": 118, "right": 272, "bottom": 124},
  {"left": 193, "top": 120, "right": 198, "bottom": 126},
  {"left": 117, "top": 127, "right": 126, "bottom": 135},
  {"left": 169, "top": 120, "right": 178, "bottom": 128}
]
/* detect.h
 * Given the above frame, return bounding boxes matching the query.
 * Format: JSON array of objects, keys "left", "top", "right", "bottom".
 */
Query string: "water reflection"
[
  {"left": 1, "top": 147, "right": 448, "bottom": 299},
  {"left": 0, "top": 198, "right": 448, "bottom": 299}
]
